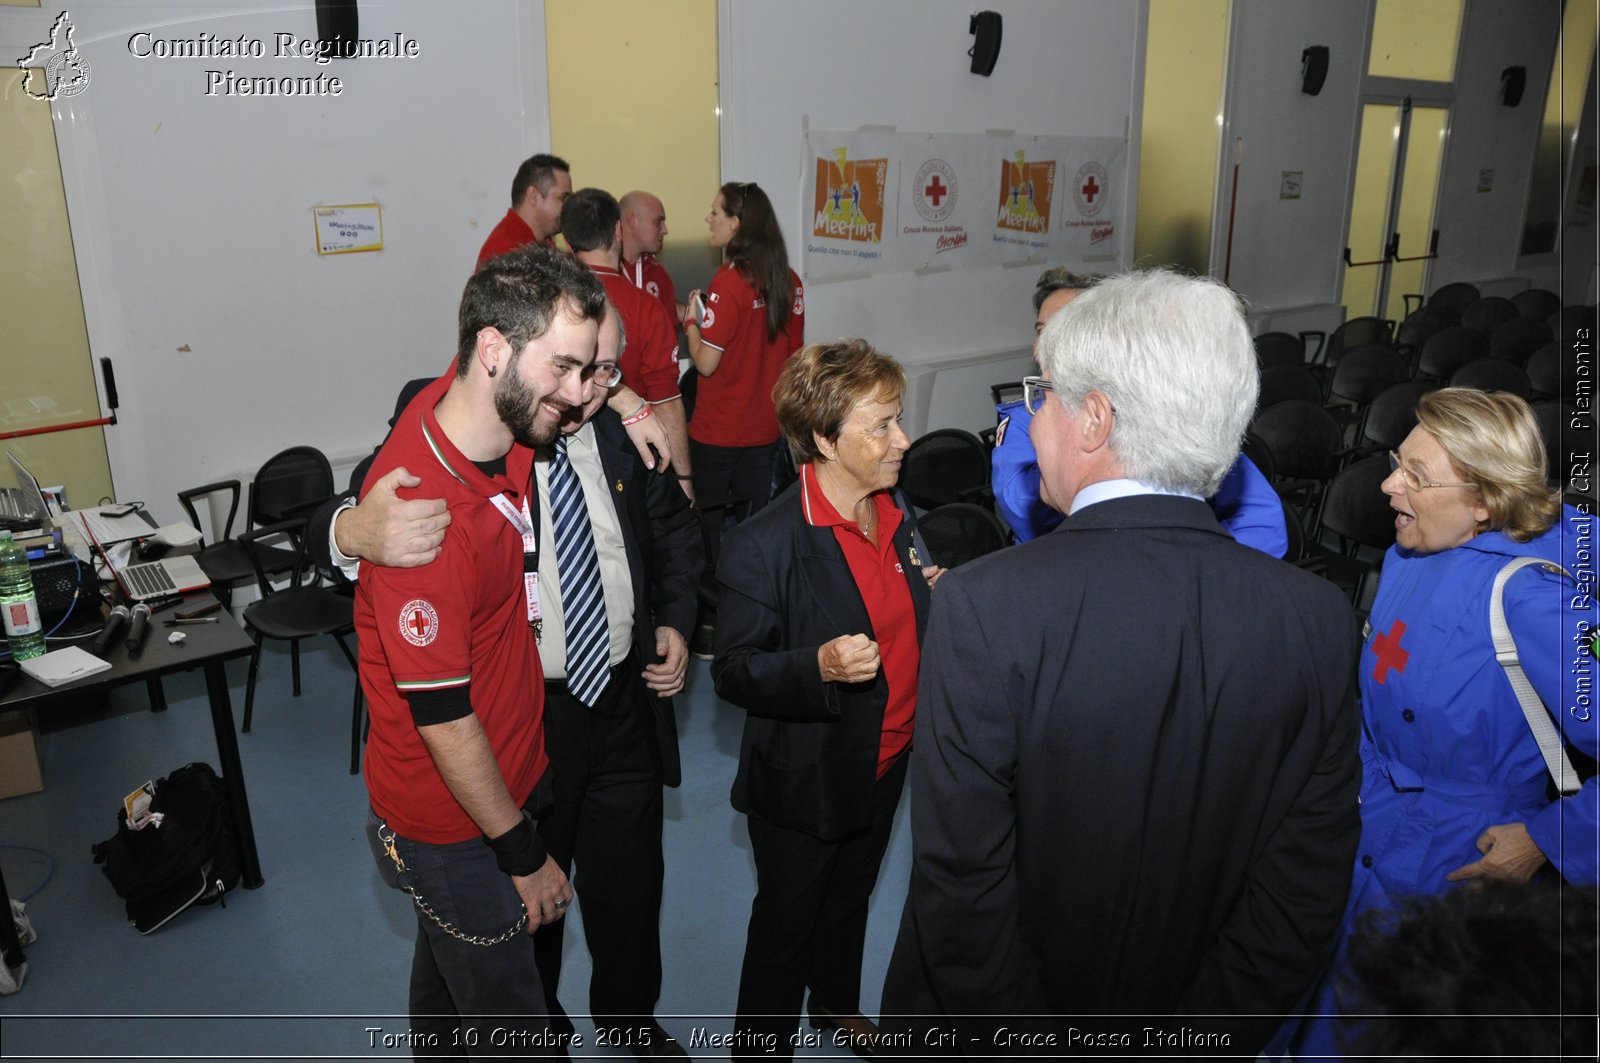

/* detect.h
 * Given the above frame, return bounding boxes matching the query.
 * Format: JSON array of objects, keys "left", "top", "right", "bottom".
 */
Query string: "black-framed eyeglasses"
[
  {"left": 591, "top": 363, "right": 622, "bottom": 389},
  {"left": 1387, "top": 450, "right": 1474, "bottom": 492},
  {"left": 1022, "top": 376, "right": 1058, "bottom": 415}
]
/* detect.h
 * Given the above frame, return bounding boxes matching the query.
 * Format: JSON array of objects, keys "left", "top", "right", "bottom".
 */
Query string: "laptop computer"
[
  {"left": 4, "top": 451, "right": 54, "bottom": 530},
  {"left": 78, "top": 509, "right": 211, "bottom": 603}
]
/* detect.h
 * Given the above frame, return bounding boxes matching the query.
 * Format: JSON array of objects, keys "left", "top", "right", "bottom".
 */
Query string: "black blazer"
[
  {"left": 585, "top": 407, "right": 703, "bottom": 787},
  {"left": 712, "top": 480, "right": 932, "bottom": 841},
  {"left": 880, "top": 495, "right": 1360, "bottom": 1052},
  {"left": 309, "top": 379, "right": 703, "bottom": 786}
]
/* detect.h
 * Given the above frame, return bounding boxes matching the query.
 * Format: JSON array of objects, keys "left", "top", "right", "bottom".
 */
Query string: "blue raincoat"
[{"left": 1290, "top": 504, "right": 1599, "bottom": 1058}]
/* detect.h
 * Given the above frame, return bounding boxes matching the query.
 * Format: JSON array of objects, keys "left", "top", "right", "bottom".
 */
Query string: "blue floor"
[{"left": 0, "top": 641, "right": 912, "bottom": 1060}]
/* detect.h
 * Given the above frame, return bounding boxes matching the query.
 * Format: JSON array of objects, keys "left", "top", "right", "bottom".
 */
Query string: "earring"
[{"left": 487, "top": 365, "right": 498, "bottom": 378}]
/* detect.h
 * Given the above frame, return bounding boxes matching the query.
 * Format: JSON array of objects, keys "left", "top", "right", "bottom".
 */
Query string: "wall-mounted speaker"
[
  {"left": 1301, "top": 45, "right": 1329, "bottom": 96},
  {"left": 317, "top": 0, "right": 359, "bottom": 55},
  {"left": 969, "top": 11, "right": 1002, "bottom": 77},
  {"left": 1501, "top": 66, "right": 1526, "bottom": 107}
]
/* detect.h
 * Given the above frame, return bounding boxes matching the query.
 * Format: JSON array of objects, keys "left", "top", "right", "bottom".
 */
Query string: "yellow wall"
[
  {"left": 0, "top": 70, "right": 113, "bottom": 507},
  {"left": 1135, "top": 0, "right": 1230, "bottom": 275},
  {"left": 1368, "top": 0, "right": 1461, "bottom": 82},
  {"left": 545, "top": 0, "right": 722, "bottom": 287}
]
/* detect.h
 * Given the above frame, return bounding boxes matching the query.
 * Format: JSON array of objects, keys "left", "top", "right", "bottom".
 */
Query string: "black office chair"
[
  {"left": 1488, "top": 317, "right": 1553, "bottom": 365},
  {"left": 1326, "top": 345, "right": 1411, "bottom": 438},
  {"left": 1250, "top": 399, "right": 1346, "bottom": 527},
  {"left": 1415, "top": 326, "right": 1490, "bottom": 382},
  {"left": 1305, "top": 454, "right": 1396, "bottom": 610},
  {"left": 1450, "top": 358, "right": 1532, "bottom": 399},
  {"left": 1255, "top": 364, "right": 1323, "bottom": 415},
  {"left": 176, "top": 445, "right": 334, "bottom": 604},
  {"left": 1394, "top": 304, "right": 1458, "bottom": 366},
  {"left": 250, "top": 445, "right": 335, "bottom": 526},
  {"left": 989, "top": 380, "right": 1026, "bottom": 408},
  {"left": 900, "top": 429, "right": 991, "bottom": 511},
  {"left": 236, "top": 518, "right": 362, "bottom": 774},
  {"left": 1253, "top": 331, "right": 1307, "bottom": 370},
  {"left": 1321, "top": 316, "right": 1395, "bottom": 367},
  {"left": 1356, "top": 380, "right": 1435, "bottom": 456},
  {"left": 1510, "top": 288, "right": 1561, "bottom": 322},
  {"left": 1428, "top": 282, "right": 1481, "bottom": 314},
  {"left": 1526, "top": 342, "right": 1562, "bottom": 400},
  {"left": 916, "top": 503, "right": 1010, "bottom": 569},
  {"left": 1460, "top": 296, "right": 1518, "bottom": 336}
]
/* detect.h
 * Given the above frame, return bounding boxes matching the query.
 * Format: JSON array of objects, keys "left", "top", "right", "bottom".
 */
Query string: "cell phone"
[{"left": 689, "top": 293, "right": 707, "bottom": 328}]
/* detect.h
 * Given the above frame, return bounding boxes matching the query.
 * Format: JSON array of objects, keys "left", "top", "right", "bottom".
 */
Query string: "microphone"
[
  {"left": 125, "top": 602, "right": 152, "bottom": 653},
  {"left": 92, "top": 604, "right": 130, "bottom": 657}
]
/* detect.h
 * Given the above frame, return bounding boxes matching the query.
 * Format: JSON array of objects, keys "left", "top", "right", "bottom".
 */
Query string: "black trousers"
[
  {"left": 689, "top": 439, "right": 777, "bottom": 563},
  {"left": 734, "top": 754, "right": 909, "bottom": 1063},
  {"left": 534, "top": 657, "right": 665, "bottom": 1033}
]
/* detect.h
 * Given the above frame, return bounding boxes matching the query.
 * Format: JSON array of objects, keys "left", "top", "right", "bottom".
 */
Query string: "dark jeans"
[
  {"left": 366, "top": 809, "right": 555, "bottom": 1059},
  {"left": 534, "top": 659, "right": 666, "bottom": 1035},
  {"left": 734, "top": 754, "right": 909, "bottom": 1063},
  {"left": 690, "top": 439, "right": 778, "bottom": 564}
]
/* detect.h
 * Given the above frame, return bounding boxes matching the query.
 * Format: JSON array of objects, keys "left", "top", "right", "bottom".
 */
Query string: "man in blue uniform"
[{"left": 993, "top": 267, "right": 1289, "bottom": 556}]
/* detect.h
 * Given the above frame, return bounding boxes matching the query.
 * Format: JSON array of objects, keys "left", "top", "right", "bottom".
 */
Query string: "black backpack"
[{"left": 91, "top": 762, "right": 241, "bottom": 933}]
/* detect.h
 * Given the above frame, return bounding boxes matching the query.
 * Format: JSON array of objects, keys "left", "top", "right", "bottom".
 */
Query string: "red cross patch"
[
  {"left": 400, "top": 599, "right": 440, "bottom": 647},
  {"left": 1370, "top": 619, "right": 1409, "bottom": 685}
]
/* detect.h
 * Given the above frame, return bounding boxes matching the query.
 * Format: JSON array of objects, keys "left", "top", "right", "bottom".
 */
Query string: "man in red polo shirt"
[
  {"left": 359, "top": 245, "right": 605, "bottom": 1053},
  {"left": 562, "top": 187, "right": 694, "bottom": 499},
  {"left": 475, "top": 153, "right": 572, "bottom": 270},
  {"left": 619, "top": 189, "right": 682, "bottom": 323}
]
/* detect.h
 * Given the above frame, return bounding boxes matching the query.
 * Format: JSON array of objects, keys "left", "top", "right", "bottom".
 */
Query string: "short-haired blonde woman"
[
  {"left": 712, "top": 339, "right": 941, "bottom": 1061},
  {"left": 1289, "top": 388, "right": 1598, "bottom": 1057}
]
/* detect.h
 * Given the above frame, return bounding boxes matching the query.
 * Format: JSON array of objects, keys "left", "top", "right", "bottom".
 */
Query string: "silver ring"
[{"left": 554, "top": 898, "right": 569, "bottom": 910}]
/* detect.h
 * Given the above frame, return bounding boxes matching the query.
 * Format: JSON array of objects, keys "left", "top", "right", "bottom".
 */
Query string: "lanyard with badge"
[{"left": 488, "top": 489, "right": 544, "bottom": 642}]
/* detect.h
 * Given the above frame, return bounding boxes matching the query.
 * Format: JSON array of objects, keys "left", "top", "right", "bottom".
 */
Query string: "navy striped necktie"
[{"left": 548, "top": 436, "right": 609, "bottom": 706}]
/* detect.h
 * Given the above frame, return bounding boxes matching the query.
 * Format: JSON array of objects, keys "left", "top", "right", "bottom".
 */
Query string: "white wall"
[
  {"left": 0, "top": 0, "right": 550, "bottom": 511},
  {"left": 1217, "top": 0, "right": 1579, "bottom": 326},
  {"left": 716, "top": 0, "right": 1143, "bottom": 435},
  {"left": 1213, "top": 0, "right": 1369, "bottom": 318},
  {"left": 1431, "top": 0, "right": 1561, "bottom": 293}
]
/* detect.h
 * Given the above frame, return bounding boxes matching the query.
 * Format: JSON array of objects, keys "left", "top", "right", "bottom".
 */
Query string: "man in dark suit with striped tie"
[{"left": 319, "top": 311, "right": 702, "bottom": 1057}]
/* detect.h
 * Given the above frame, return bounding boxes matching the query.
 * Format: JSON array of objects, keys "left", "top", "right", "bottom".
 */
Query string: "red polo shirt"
[
  {"left": 691, "top": 264, "right": 805, "bottom": 447},
  {"left": 622, "top": 252, "right": 680, "bottom": 323},
  {"left": 355, "top": 372, "right": 548, "bottom": 842},
  {"left": 588, "top": 263, "right": 681, "bottom": 403},
  {"left": 799, "top": 464, "right": 919, "bottom": 777},
  {"left": 476, "top": 209, "right": 553, "bottom": 271}
]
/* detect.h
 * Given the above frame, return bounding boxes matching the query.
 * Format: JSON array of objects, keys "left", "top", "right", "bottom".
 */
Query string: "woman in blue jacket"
[{"left": 1291, "top": 388, "right": 1598, "bottom": 1058}]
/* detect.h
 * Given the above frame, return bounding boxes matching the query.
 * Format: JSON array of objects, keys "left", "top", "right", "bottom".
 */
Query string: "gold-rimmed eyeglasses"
[{"left": 1387, "top": 450, "right": 1475, "bottom": 492}]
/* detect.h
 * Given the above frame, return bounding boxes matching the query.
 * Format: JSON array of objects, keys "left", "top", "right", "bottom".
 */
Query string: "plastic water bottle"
[{"left": 0, "top": 530, "right": 46, "bottom": 660}]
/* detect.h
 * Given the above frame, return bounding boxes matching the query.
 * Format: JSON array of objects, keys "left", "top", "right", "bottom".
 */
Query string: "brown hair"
[
  {"left": 774, "top": 339, "right": 906, "bottom": 464},
  {"left": 1415, "top": 388, "right": 1562, "bottom": 542}
]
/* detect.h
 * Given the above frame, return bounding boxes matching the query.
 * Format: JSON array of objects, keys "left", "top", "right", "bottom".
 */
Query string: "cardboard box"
[{"left": 0, "top": 711, "right": 43, "bottom": 798}]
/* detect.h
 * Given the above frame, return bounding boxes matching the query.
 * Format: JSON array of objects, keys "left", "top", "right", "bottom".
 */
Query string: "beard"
[{"left": 493, "top": 361, "right": 562, "bottom": 447}]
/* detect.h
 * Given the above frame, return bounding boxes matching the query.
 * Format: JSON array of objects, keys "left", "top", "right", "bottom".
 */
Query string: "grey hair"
[{"left": 1035, "top": 269, "right": 1258, "bottom": 496}]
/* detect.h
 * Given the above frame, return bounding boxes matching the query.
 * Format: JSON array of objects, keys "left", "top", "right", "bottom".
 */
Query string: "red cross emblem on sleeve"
[
  {"left": 1370, "top": 619, "right": 1409, "bottom": 685},
  {"left": 400, "top": 599, "right": 440, "bottom": 647}
]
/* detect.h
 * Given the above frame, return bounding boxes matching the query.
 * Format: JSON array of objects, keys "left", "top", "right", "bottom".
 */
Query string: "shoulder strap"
[
  {"left": 1491, "top": 557, "right": 1579, "bottom": 795},
  {"left": 892, "top": 488, "right": 932, "bottom": 570}
]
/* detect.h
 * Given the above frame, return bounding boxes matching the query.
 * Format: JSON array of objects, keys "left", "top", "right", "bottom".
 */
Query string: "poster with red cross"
[
  {"left": 799, "top": 130, "right": 1127, "bottom": 279},
  {"left": 1056, "top": 135, "right": 1126, "bottom": 263}
]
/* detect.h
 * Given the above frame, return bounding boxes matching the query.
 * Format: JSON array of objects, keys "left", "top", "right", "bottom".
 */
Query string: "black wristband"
[{"left": 484, "top": 810, "right": 544, "bottom": 877}]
